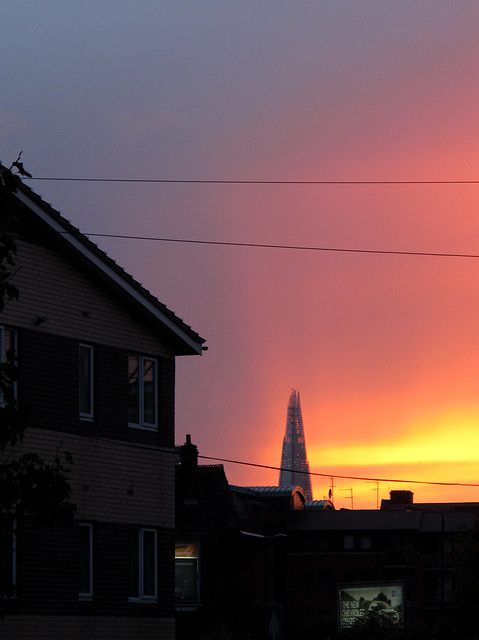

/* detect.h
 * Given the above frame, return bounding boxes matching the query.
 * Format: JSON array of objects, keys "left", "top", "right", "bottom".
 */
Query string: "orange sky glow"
[{"left": 4, "top": 3, "right": 479, "bottom": 510}]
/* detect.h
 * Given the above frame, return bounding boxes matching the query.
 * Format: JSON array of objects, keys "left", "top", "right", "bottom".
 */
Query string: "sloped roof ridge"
[
  {"left": 0, "top": 166, "right": 205, "bottom": 348},
  {"left": 231, "top": 485, "right": 304, "bottom": 495}
]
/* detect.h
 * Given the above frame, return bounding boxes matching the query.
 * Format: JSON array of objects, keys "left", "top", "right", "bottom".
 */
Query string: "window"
[
  {"left": 343, "top": 535, "right": 355, "bottom": 550},
  {"left": 0, "top": 326, "right": 17, "bottom": 405},
  {"left": 79, "top": 523, "right": 93, "bottom": 599},
  {"left": 130, "top": 528, "right": 157, "bottom": 601},
  {"left": 360, "top": 535, "right": 372, "bottom": 550},
  {"left": 175, "top": 542, "right": 199, "bottom": 604},
  {"left": 128, "top": 355, "right": 157, "bottom": 429},
  {"left": 79, "top": 344, "right": 94, "bottom": 419}
]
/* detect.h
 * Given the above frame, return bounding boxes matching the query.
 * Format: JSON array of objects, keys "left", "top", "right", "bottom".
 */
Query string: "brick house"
[{"left": 0, "top": 166, "right": 205, "bottom": 639}]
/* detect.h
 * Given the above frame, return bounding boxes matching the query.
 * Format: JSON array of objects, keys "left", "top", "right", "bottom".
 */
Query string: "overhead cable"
[
  {"left": 84, "top": 232, "right": 479, "bottom": 260},
  {"left": 196, "top": 453, "right": 479, "bottom": 488},
  {"left": 78, "top": 437, "right": 479, "bottom": 489},
  {"left": 26, "top": 176, "right": 479, "bottom": 185}
]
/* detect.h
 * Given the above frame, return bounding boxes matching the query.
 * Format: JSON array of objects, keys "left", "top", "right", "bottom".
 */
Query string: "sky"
[{"left": 3, "top": 2, "right": 479, "bottom": 509}]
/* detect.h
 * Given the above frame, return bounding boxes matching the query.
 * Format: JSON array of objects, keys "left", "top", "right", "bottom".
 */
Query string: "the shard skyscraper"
[{"left": 278, "top": 389, "right": 313, "bottom": 500}]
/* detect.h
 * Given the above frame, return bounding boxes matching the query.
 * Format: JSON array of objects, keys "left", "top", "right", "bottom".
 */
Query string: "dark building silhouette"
[
  {"left": 278, "top": 389, "right": 313, "bottom": 500},
  {"left": 176, "top": 434, "right": 479, "bottom": 639}
]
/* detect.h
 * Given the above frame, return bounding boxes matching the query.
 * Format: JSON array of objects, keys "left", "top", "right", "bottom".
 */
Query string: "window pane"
[
  {"left": 142, "top": 530, "right": 156, "bottom": 597},
  {"left": 0, "top": 327, "right": 17, "bottom": 406},
  {"left": 3, "top": 329, "right": 13, "bottom": 361},
  {"left": 175, "top": 542, "right": 199, "bottom": 603},
  {"left": 142, "top": 359, "right": 156, "bottom": 425},
  {"left": 128, "top": 355, "right": 139, "bottom": 424},
  {"left": 79, "top": 525, "right": 92, "bottom": 596},
  {"left": 129, "top": 529, "right": 139, "bottom": 598},
  {"left": 360, "top": 535, "right": 372, "bottom": 550},
  {"left": 79, "top": 345, "right": 93, "bottom": 416},
  {"left": 344, "top": 535, "right": 355, "bottom": 550},
  {"left": 176, "top": 560, "right": 198, "bottom": 602}
]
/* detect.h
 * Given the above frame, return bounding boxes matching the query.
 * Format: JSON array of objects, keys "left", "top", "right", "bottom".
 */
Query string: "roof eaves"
[{"left": 4, "top": 172, "right": 206, "bottom": 355}]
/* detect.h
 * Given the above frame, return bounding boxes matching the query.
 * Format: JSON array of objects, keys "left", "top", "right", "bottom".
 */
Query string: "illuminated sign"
[
  {"left": 175, "top": 542, "right": 198, "bottom": 558},
  {"left": 338, "top": 583, "right": 404, "bottom": 629}
]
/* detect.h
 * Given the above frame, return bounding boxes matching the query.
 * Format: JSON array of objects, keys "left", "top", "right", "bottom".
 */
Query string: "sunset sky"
[{"left": 3, "top": 2, "right": 479, "bottom": 508}]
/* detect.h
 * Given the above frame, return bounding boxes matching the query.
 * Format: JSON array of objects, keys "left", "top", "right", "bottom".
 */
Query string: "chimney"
[
  {"left": 180, "top": 434, "right": 198, "bottom": 470},
  {"left": 389, "top": 490, "right": 414, "bottom": 505}
]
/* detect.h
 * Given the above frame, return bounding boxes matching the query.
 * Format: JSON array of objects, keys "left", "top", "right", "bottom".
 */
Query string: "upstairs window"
[
  {"left": 0, "top": 326, "right": 17, "bottom": 405},
  {"left": 79, "top": 344, "right": 94, "bottom": 419},
  {"left": 129, "top": 528, "right": 157, "bottom": 601},
  {"left": 128, "top": 355, "right": 157, "bottom": 429}
]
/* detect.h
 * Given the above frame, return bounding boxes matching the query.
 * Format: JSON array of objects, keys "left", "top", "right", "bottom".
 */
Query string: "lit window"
[
  {"left": 128, "top": 355, "right": 157, "bottom": 429},
  {"left": 130, "top": 528, "right": 157, "bottom": 601},
  {"left": 79, "top": 344, "right": 94, "bottom": 419},
  {"left": 79, "top": 523, "right": 93, "bottom": 598},
  {"left": 175, "top": 542, "right": 199, "bottom": 604}
]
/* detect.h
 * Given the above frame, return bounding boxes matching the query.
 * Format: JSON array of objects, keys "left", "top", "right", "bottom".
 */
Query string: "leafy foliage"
[{"left": 0, "top": 449, "right": 75, "bottom": 528}]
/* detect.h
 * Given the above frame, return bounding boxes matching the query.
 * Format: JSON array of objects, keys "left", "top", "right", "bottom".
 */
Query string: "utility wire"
[
  {"left": 87, "top": 437, "right": 479, "bottom": 489},
  {"left": 26, "top": 176, "right": 479, "bottom": 185},
  {"left": 48, "top": 434, "right": 479, "bottom": 490},
  {"left": 196, "top": 453, "right": 479, "bottom": 488},
  {"left": 84, "top": 232, "right": 479, "bottom": 260}
]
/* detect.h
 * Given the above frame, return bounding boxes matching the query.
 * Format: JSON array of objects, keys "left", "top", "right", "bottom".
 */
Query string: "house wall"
[
  {"left": 7, "top": 238, "right": 177, "bottom": 355},
  {"left": 0, "top": 234, "right": 181, "bottom": 638},
  {"left": 0, "top": 616, "right": 175, "bottom": 640}
]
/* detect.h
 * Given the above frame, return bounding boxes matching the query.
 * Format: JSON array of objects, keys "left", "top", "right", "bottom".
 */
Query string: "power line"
[
  {"left": 69, "top": 435, "right": 479, "bottom": 490},
  {"left": 97, "top": 438, "right": 479, "bottom": 489},
  {"left": 196, "top": 453, "right": 479, "bottom": 488},
  {"left": 26, "top": 176, "right": 479, "bottom": 185},
  {"left": 84, "top": 232, "right": 479, "bottom": 260}
]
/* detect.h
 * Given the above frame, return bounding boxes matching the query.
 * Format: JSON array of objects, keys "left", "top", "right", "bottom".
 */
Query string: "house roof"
[
  {"left": 0, "top": 166, "right": 206, "bottom": 355},
  {"left": 287, "top": 508, "right": 476, "bottom": 533},
  {"left": 305, "top": 499, "right": 335, "bottom": 511},
  {"left": 230, "top": 485, "right": 305, "bottom": 498}
]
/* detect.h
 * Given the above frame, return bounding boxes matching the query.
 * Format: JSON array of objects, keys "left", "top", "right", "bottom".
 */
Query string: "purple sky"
[{"left": 3, "top": 2, "right": 479, "bottom": 508}]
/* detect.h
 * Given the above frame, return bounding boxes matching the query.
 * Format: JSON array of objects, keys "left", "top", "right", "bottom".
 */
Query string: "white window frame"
[
  {"left": 129, "top": 528, "right": 158, "bottom": 602},
  {"left": 79, "top": 523, "right": 93, "bottom": 599},
  {"left": 128, "top": 355, "right": 158, "bottom": 430},
  {"left": 0, "top": 326, "right": 17, "bottom": 406},
  {"left": 79, "top": 344, "right": 94, "bottom": 420}
]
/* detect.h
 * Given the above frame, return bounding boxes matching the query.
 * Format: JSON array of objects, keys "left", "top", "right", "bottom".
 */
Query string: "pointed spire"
[{"left": 278, "top": 389, "right": 313, "bottom": 500}]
